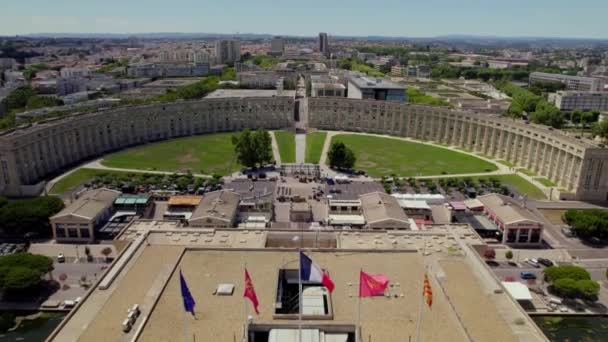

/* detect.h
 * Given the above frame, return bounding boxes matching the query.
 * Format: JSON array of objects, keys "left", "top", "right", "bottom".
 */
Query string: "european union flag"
[{"left": 179, "top": 270, "right": 196, "bottom": 316}]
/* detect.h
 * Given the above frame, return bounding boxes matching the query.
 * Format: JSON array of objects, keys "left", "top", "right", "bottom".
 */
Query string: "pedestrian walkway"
[
  {"left": 295, "top": 133, "right": 306, "bottom": 163},
  {"left": 269, "top": 130, "right": 282, "bottom": 165}
]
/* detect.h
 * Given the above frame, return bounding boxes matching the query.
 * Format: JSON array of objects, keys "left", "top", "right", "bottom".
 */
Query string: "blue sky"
[{"left": 1, "top": 0, "right": 607, "bottom": 38}]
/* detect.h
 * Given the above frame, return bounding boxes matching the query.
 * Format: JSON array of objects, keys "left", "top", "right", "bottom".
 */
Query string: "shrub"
[
  {"left": 505, "top": 250, "right": 513, "bottom": 260},
  {"left": 545, "top": 265, "right": 590, "bottom": 282}
]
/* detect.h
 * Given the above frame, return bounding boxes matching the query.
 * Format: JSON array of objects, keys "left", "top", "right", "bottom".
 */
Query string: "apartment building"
[
  {"left": 307, "top": 97, "right": 608, "bottom": 201},
  {"left": 0, "top": 96, "right": 294, "bottom": 197},
  {"left": 529, "top": 72, "right": 604, "bottom": 92},
  {"left": 347, "top": 75, "right": 407, "bottom": 102},
  {"left": 549, "top": 91, "right": 608, "bottom": 112},
  {"left": 214, "top": 40, "right": 241, "bottom": 64}
]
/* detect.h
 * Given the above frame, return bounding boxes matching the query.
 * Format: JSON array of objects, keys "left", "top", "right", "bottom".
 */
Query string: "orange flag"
[
  {"left": 423, "top": 273, "right": 433, "bottom": 308},
  {"left": 244, "top": 269, "right": 260, "bottom": 314}
]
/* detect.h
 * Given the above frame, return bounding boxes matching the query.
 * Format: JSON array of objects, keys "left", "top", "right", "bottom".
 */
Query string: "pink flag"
[{"left": 359, "top": 271, "right": 389, "bottom": 297}]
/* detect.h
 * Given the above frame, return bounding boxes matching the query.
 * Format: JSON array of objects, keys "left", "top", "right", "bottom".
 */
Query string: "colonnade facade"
[{"left": 307, "top": 98, "right": 608, "bottom": 201}]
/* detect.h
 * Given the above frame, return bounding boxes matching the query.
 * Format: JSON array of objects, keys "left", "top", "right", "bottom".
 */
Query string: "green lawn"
[
  {"left": 497, "top": 160, "right": 515, "bottom": 167},
  {"left": 331, "top": 134, "right": 498, "bottom": 177},
  {"left": 305, "top": 132, "right": 327, "bottom": 164},
  {"left": 495, "top": 174, "right": 546, "bottom": 199},
  {"left": 102, "top": 133, "right": 240, "bottom": 175},
  {"left": 49, "top": 168, "right": 133, "bottom": 194},
  {"left": 536, "top": 177, "right": 557, "bottom": 187},
  {"left": 519, "top": 168, "right": 537, "bottom": 177},
  {"left": 274, "top": 130, "right": 295, "bottom": 163}
]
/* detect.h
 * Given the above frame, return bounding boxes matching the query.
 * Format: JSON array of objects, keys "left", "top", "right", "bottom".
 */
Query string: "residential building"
[
  {"left": 529, "top": 72, "right": 604, "bottom": 92},
  {"left": 193, "top": 50, "right": 210, "bottom": 64},
  {"left": 548, "top": 91, "right": 608, "bottom": 112},
  {"left": 347, "top": 74, "right": 407, "bottom": 102},
  {"left": 310, "top": 75, "right": 346, "bottom": 97},
  {"left": 318, "top": 32, "right": 329, "bottom": 57},
  {"left": 478, "top": 194, "right": 543, "bottom": 245},
  {"left": 50, "top": 188, "right": 120, "bottom": 243},
  {"left": 487, "top": 59, "right": 528, "bottom": 69},
  {"left": 159, "top": 50, "right": 170, "bottom": 63},
  {"left": 189, "top": 190, "right": 240, "bottom": 228},
  {"left": 60, "top": 67, "right": 91, "bottom": 78},
  {"left": 360, "top": 192, "right": 410, "bottom": 230},
  {"left": 214, "top": 39, "right": 241, "bottom": 64},
  {"left": 307, "top": 97, "right": 608, "bottom": 201},
  {"left": 127, "top": 63, "right": 210, "bottom": 78},
  {"left": 269, "top": 36, "right": 285, "bottom": 56},
  {"left": 390, "top": 65, "right": 431, "bottom": 78},
  {"left": 237, "top": 71, "right": 285, "bottom": 89},
  {"left": 3, "top": 70, "right": 24, "bottom": 83},
  {"left": 0, "top": 58, "right": 16, "bottom": 69}
]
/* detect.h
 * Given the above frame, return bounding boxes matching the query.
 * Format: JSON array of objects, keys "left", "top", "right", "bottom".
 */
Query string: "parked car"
[
  {"left": 520, "top": 272, "right": 537, "bottom": 280},
  {"left": 524, "top": 258, "right": 540, "bottom": 268},
  {"left": 561, "top": 226, "right": 575, "bottom": 237},
  {"left": 57, "top": 253, "right": 65, "bottom": 263},
  {"left": 537, "top": 258, "right": 554, "bottom": 267}
]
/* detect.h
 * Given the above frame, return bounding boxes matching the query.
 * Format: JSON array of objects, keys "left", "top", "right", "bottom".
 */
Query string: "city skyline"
[{"left": 1, "top": 0, "right": 608, "bottom": 39}]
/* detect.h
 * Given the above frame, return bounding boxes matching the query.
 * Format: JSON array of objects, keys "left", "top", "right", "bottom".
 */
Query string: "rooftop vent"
[{"left": 215, "top": 283, "right": 235, "bottom": 296}]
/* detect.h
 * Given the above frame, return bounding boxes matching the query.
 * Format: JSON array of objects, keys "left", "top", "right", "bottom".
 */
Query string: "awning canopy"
[{"left": 502, "top": 281, "right": 533, "bottom": 301}]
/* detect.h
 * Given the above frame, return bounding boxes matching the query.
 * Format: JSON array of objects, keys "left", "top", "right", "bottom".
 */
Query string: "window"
[
  {"left": 67, "top": 228, "right": 79, "bottom": 238},
  {"left": 274, "top": 269, "right": 332, "bottom": 318},
  {"left": 55, "top": 228, "right": 66, "bottom": 238},
  {"left": 80, "top": 228, "right": 90, "bottom": 238}
]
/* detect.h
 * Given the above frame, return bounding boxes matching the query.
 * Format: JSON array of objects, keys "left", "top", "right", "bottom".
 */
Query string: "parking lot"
[{"left": 0, "top": 242, "right": 27, "bottom": 256}]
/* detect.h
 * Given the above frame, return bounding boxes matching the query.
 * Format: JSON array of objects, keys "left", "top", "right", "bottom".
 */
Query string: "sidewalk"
[{"left": 269, "top": 131, "right": 282, "bottom": 165}]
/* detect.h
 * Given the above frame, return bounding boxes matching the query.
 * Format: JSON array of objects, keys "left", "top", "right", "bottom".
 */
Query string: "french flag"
[{"left": 300, "top": 251, "right": 335, "bottom": 293}]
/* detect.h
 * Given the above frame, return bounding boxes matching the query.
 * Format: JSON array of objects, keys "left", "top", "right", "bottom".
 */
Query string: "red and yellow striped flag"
[{"left": 423, "top": 273, "right": 433, "bottom": 309}]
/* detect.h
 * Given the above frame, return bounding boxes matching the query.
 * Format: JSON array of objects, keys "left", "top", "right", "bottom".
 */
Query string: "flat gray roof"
[
  {"left": 205, "top": 89, "right": 296, "bottom": 99},
  {"left": 348, "top": 75, "right": 405, "bottom": 90}
]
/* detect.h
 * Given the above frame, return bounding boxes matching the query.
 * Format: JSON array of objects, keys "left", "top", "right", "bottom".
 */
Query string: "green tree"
[
  {"left": 552, "top": 278, "right": 579, "bottom": 297},
  {"left": 529, "top": 102, "right": 565, "bottom": 129},
  {"left": 576, "top": 279, "right": 600, "bottom": 298},
  {"left": 592, "top": 120, "right": 608, "bottom": 143},
  {"left": 545, "top": 265, "right": 591, "bottom": 282},
  {"left": 505, "top": 250, "right": 513, "bottom": 260},
  {"left": 1, "top": 86, "right": 36, "bottom": 112},
  {"left": 0, "top": 312, "right": 16, "bottom": 333},
  {"left": 0, "top": 196, "right": 65, "bottom": 238},
  {"left": 563, "top": 209, "right": 608, "bottom": 239},
  {"left": 0, "top": 253, "right": 54, "bottom": 292},
  {"left": 232, "top": 129, "right": 273, "bottom": 168},
  {"left": 26, "top": 96, "right": 64, "bottom": 110},
  {"left": 327, "top": 141, "right": 356, "bottom": 169}
]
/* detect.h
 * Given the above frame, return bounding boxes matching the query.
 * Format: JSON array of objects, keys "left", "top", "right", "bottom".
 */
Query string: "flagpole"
[
  {"left": 298, "top": 247, "right": 303, "bottom": 342},
  {"left": 181, "top": 268, "right": 189, "bottom": 342},
  {"left": 415, "top": 265, "right": 427, "bottom": 342},
  {"left": 356, "top": 268, "right": 362, "bottom": 342},
  {"left": 243, "top": 263, "right": 248, "bottom": 342},
  {"left": 415, "top": 235, "right": 428, "bottom": 342}
]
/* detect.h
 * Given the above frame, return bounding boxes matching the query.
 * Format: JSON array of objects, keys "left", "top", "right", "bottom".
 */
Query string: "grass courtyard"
[
  {"left": 330, "top": 134, "right": 498, "bottom": 177},
  {"left": 481, "top": 174, "right": 546, "bottom": 200},
  {"left": 102, "top": 133, "right": 240, "bottom": 175},
  {"left": 305, "top": 132, "right": 327, "bottom": 164},
  {"left": 274, "top": 130, "right": 295, "bottom": 163},
  {"left": 49, "top": 168, "right": 135, "bottom": 194}
]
